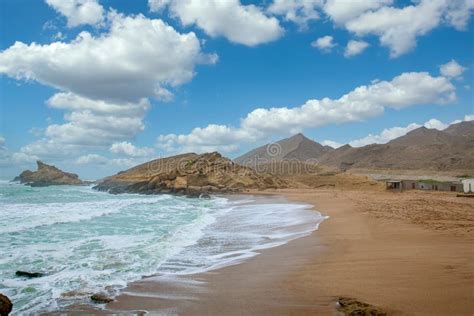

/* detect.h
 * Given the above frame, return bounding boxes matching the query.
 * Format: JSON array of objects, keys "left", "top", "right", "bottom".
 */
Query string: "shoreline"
[{"left": 51, "top": 189, "right": 474, "bottom": 315}]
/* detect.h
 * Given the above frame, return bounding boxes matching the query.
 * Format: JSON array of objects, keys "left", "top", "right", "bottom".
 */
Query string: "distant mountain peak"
[{"left": 234, "top": 133, "right": 334, "bottom": 166}]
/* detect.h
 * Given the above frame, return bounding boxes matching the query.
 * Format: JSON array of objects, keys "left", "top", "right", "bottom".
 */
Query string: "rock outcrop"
[
  {"left": 94, "top": 152, "right": 288, "bottom": 195},
  {"left": 337, "top": 297, "right": 386, "bottom": 316},
  {"left": 90, "top": 293, "right": 113, "bottom": 304},
  {"left": 0, "top": 293, "right": 12, "bottom": 316},
  {"left": 15, "top": 271, "right": 44, "bottom": 278},
  {"left": 13, "top": 161, "right": 83, "bottom": 187}
]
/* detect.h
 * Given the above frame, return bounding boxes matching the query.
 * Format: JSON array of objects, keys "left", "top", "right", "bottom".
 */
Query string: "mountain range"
[{"left": 235, "top": 121, "right": 474, "bottom": 173}]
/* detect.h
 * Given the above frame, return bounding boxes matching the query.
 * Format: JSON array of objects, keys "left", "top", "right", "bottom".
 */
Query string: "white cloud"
[
  {"left": 321, "top": 140, "right": 343, "bottom": 149},
  {"left": 75, "top": 153, "right": 145, "bottom": 168},
  {"left": 158, "top": 71, "right": 456, "bottom": 153},
  {"left": 45, "top": 0, "right": 104, "bottom": 27},
  {"left": 464, "top": 114, "right": 474, "bottom": 121},
  {"left": 45, "top": 110, "right": 146, "bottom": 146},
  {"left": 443, "top": 0, "right": 474, "bottom": 30},
  {"left": 148, "top": 0, "right": 171, "bottom": 12},
  {"left": 75, "top": 154, "right": 108, "bottom": 165},
  {"left": 0, "top": 13, "right": 217, "bottom": 103},
  {"left": 154, "top": 0, "right": 284, "bottom": 46},
  {"left": 0, "top": 13, "right": 219, "bottom": 163},
  {"left": 345, "top": 0, "right": 474, "bottom": 57},
  {"left": 440, "top": 59, "right": 467, "bottom": 78},
  {"left": 323, "top": 0, "right": 393, "bottom": 24},
  {"left": 52, "top": 32, "right": 66, "bottom": 40},
  {"left": 110, "top": 142, "right": 155, "bottom": 157},
  {"left": 270, "top": 0, "right": 474, "bottom": 58},
  {"left": 311, "top": 35, "right": 336, "bottom": 52},
  {"left": 47, "top": 92, "right": 149, "bottom": 117},
  {"left": 0, "top": 137, "right": 40, "bottom": 168},
  {"left": 450, "top": 114, "right": 474, "bottom": 124},
  {"left": 157, "top": 124, "right": 251, "bottom": 153},
  {"left": 348, "top": 123, "right": 423, "bottom": 147},
  {"left": 344, "top": 39, "right": 369, "bottom": 57},
  {"left": 268, "top": 0, "right": 321, "bottom": 28}
]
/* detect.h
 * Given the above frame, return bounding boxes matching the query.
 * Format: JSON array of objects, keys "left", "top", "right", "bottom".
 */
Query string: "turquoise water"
[{"left": 0, "top": 181, "right": 325, "bottom": 314}]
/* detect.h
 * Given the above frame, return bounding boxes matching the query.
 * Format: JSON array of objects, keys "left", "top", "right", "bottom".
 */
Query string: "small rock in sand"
[
  {"left": 337, "top": 297, "right": 386, "bottom": 316},
  {"left": 91, "top": 293, "right": 113, "bottom": 304}
]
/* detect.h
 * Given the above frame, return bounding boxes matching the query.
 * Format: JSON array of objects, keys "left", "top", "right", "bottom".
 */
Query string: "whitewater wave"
[{"left": 0, "top": 183, "right": 325, "bottom": 315}]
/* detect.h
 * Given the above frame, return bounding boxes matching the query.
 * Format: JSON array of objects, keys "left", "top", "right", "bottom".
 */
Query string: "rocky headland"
[
  {"left": 13, "top": 161, "right": 84, "bottom": 187},
  {"left": 94, "top": 152, "right": 288, "bottom": 196}
]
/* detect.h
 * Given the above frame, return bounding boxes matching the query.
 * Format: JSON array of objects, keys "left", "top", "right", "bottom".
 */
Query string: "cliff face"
[
  {"left": 94, "top": 152, "right": 288, "bottom": 195},
  {"left": 13, "top": 161, "right": 83, "bottom": 186}
]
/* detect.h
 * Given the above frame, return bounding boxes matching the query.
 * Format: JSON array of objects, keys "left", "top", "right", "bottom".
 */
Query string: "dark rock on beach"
[
  {"left": 91, "top": 293, "right": 113, "bottom": 304},
  {"left": 15, "top": 271, "right": 44, "bottom": 278},
  {"left": 94, "top": 152, "right": 288, "bottom": 196},
  {"left": 0, "top": 293, "right": 13, "bottom": 316},
  {"left": 337, "top": 297, "right": 386, "bottom": 316},
  {"left": 13, "top": 161, "right": 84, "bottom": 187}
]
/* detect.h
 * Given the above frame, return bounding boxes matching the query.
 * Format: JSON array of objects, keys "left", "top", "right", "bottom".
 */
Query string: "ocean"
[{"left": 0, "top": 181, "right": 326, "bottom": 314}]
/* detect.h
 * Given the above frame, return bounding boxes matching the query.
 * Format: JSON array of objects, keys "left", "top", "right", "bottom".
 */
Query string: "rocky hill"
[
  {"left": 234, "top": 133, "right": 333, "bottom": 167},
  {"left": 235, "top": 121, "right": 474, "bottom": 174},
  {"left": 318, "top": 122, "right": 474, "bottom": 172},
  {"left": 443, "top": 121, "right": 474, "bottom": 138},
  {"left": 94, "top": 152, "right": 288, "bottom": 195},
  {"left": 13, "top": 161, "right": 84, "bottom": 186}
]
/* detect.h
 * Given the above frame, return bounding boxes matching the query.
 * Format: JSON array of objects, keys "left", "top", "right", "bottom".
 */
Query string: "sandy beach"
[{"left": 77, "top": 188, "right": 473, "bottom": 316}]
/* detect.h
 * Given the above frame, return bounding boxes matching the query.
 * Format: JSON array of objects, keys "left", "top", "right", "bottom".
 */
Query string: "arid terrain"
[{"left": 88, "top": 185, "right": 473, "bottom": 316}]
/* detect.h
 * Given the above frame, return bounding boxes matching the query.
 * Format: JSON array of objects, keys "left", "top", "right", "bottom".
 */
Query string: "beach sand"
[{"left": 63, "top": 189, "right": 474, "bottom": 315}]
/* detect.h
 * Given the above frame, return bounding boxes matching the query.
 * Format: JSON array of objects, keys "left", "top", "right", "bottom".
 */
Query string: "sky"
[{"left": 0, "top": 0, "right": 473, "bottom": 180}]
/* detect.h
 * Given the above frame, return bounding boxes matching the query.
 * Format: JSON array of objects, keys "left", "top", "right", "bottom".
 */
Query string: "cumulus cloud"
[
  {"left": 345, "top": 0, "right": 474, "bottom": 57},
  {"left": 45, "top": 110, "right": 146, "bottom": 146},
  {"left": 75, "top": 154, "right": 108, "bottom": 165},
  {"left": 42, "top": 93, "right": 151, "bottom": 151},
  {"left": 268, "top": 0, "right": 321, "bottom": 28},
  {"left": 47, "top": 92, "right": 149, "bottom": 117},
  {"left": 110, "top": 142, "right": 155, "bottom": 157},
  {"left": 152, "top": 0, "right": 284, "bottom": 46},
  {"left": 157, "top": 124, "right": 252, "bottom": 153},
  {"left": 0, "top": 137, "right": 40, "bottom": 168},
  {"left": 344, "top": 39, "right": 369, "bottom": 57},
  {"left": 45, "top": 0, "right": 104, "bottom": 27},
  {"left": 0, "top": 13, "right": 217, "bottom": 103},
  {"left": 148, "top": 0, "right": 171, "bottom": 12},
  {"left": 321, "top": 140, "right": 344, "bottom": 149},
  {"left": 75, "top": 154, "right": 144, "bottom": 168},
  {"left": 268, "top": 0, "right": 474, "bottom": 57},
  {"left": 440, "top": 59, "right": 467, "bottom": 78},
  {"left": 323, "top": 0, "right": 393, "bottom": 24},
  {"left": 0, "top": 13, "right": 218, "bottom": 164},
  {"left": 157, "top": 71, "right": 456, "bottom": 153},
  {"left": 311, "top": 35, "right": 336, "bottom": 52}
]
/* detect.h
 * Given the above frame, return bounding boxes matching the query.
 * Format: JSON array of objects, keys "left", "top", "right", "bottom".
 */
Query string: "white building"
[{"left": 461, "top": 179, "right": 474, "bottom": 193}]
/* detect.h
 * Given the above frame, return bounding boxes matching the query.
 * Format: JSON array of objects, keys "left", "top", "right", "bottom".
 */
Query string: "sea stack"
[{"left": 13, "top": 161, "right": 84, "bottom": 187}]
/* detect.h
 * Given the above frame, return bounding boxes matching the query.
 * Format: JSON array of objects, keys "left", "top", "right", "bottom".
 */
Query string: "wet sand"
[{"left": 63, "top": 189, "right": 474, "bottom": 315}]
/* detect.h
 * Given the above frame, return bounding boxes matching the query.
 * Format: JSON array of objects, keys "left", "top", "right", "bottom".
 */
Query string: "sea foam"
[{"left": 0, "top": 183, "right": 325, "bottom": 314}]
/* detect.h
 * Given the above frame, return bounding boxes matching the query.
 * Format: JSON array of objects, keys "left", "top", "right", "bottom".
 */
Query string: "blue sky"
[{"left": 0, "top": 0, "right": 473, "bottom": 179}]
